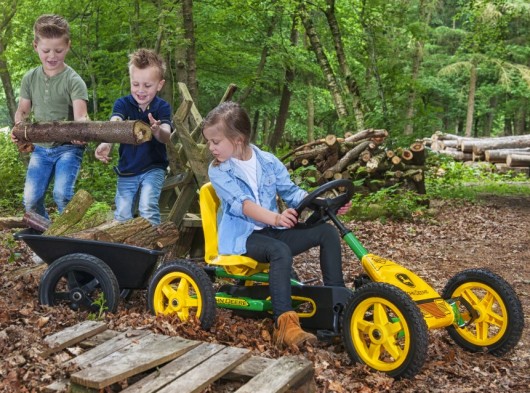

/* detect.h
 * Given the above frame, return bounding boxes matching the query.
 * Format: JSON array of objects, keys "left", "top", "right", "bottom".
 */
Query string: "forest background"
[{"left": 0, "top": 0, "right": 530, "bottom": 213}]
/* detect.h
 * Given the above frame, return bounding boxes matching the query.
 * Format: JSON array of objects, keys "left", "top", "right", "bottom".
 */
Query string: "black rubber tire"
[
  {"left": 147, "top": 259, "right": 216, "bottom": 330},
  {"left": 39, "top": 253, "right": 120, "bottom": 313},
  {"left": 442, "top": 268, "right": 524, "bottom": 356},
  {"left": 342, "top": 282, "right": 429, "bottom": 379}
]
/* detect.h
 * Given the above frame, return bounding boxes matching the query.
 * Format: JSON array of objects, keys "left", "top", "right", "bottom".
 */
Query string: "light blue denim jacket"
[{"left": 208, "top": 144, "right": 306, "bottom": 255}]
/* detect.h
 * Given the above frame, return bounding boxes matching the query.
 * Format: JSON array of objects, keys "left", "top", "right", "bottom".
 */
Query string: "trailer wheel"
[
  {"left": 342, "top": 282, "right": 428, "bottom": 379},
  {"left": 148, "top": 260, "right": 216, "bottom": 330},
  {"left": 39, "top": 253, "right": 120, "bottom": 313}
]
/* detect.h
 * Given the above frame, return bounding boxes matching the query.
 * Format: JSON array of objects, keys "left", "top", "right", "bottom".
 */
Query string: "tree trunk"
[
  {"left": 269, "top": 15, "right": 298, "bottom": 151},
  {"left": 465, "top": 62, "right": 477, "bottom": 137},
  {"left": 300, "top": 3, "right": 348, "bottom": 118},
  {"left": 0, "top": 4, "right": 17, "bottom": 125},
  {"left": 182, "top": 0, "right": 199, "bottom": 107},
  {"left": 12, "top": 120, "right": 152, "bottom": 148},
  {"left": 324, "top": 0, "right": 364, "bottom": 130},
  {"left": 307, "top": 81, "right": 315, "bottom": 143}
]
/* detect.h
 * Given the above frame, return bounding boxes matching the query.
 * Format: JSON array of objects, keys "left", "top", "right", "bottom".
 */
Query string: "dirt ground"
[{"left": 0, "top": 194, "right": 529, "bottom": 392}]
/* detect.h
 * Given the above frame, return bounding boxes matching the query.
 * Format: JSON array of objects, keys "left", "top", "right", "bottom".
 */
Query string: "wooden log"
[
  {"left": 430, "top": 140, "right": 445, "bottom": 151},
  {"left": 436, "top": 148, "right": 472, "bottom": 161},
  {"left": 124, "top": 221, "right": 179, "bottom": 249},
  {"left": 104, "top": 217, "right": 153, "bottom": 243},
  {"left": 459, "top": 134, "right": 530, "bottom": 154},
  {"left": 22, "top": 211, "right": 51, "bottom": 232},
  {"left": 325, "top": 140, "right": 370, "bottom": 174},
  {"left": 12, "top": 120, "right": 152, "bottom": 150},
  {"left": 44, "top": 190, "right": 95, "bottom": 236},
  {"left": 409, "top": 141, "right": 426, "bottom": 165},
  {"left": 343, "top": 128, "right": 388, "bottom": 144},
  {"left": 366, "top": 152, "right": 387, "bottom": 173},
  {"left": 494, "top": 163, "right": 530, "bottom": 176},
  {"left": 391, "top": 156, "right": 402, "bottom": 166},
  {"left": 485, "top": 148, "right": 530, "bottom": 163},
  {"left": 506, "top": 153, "right": 530, "bottom": 167},
  {"left": 0, "top": 216, "right": 25, "bottom": 229},
  {"left": 401, "top": 149, "right": 413, "bottom": 162}
]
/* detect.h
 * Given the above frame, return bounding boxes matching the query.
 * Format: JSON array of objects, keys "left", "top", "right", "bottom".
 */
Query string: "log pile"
[
  {"left": 426, "top": 132, "right": 530, "bottom": 176},
  {"left": 23, "top": 190, "right": 179, "bottom": 251},
  {"left": 281, "top": 129, "right": 428, "bottom": 195}
]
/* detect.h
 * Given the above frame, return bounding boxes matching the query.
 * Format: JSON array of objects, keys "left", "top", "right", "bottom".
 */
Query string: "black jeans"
[{"left": 244, "top": 222, "right": 344, "bottom": 319}]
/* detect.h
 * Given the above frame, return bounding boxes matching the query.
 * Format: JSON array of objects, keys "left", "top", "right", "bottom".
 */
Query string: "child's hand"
[
  {"left": 71, "top": 140, "right": 87, "bottom": 145},
  {"left": 337, "top": 201, "right": 352, "bottom": 215},
  {"left": 95, "top": 143, "right": 112, "bottom": 164},
  {"left": 10, "top": 121, "right": 21, "bottom": 143},
  {"left": 276, "top": 208, "right": 299, "bottom": 228},
  {"left": 148, "top": 113, "right": 162, "bottom": 133}
]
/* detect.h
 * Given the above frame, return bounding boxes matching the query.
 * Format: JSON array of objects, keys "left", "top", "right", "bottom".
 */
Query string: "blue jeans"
[
  {"left": 114, "top": 168, "right": 165, "bottom": 225},
  {"left": 245, "top": 223, "right": 344, "bottom": 319},
  {"left": 24, "top": 145, "right": 85, "bottom": 218}
]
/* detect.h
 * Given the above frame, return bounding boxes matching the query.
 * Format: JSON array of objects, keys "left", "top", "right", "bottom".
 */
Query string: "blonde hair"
[
  {"left": 128, "top": 48, "right": 166, "bottom": 80},
  {"left": 34, "top": 14, "right": 70, "bottom": 43}
]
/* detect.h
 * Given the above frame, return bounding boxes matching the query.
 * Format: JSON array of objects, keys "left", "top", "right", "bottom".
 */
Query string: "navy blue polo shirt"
[{"left": 111, "top": 95, "right": 172, "bottom": 176}]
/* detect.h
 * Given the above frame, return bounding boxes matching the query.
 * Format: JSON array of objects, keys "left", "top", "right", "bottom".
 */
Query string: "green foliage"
[
  {"left": 426, "top": 153, "right": 530, "bottom": 200},
  {"left": 87, "top": 292, "right": 108, "bottom": 321},
  {"left": 1, "top": 232, "right": 22, "bottom": 264},
  {"left": 76, "top": 145, "right": 118, "bottom": 206},
  {"left": 0, "top": 133, "right": 26, "bottom": 214},
  {"left": 346, "top": 184, "right": 428, "bottom": 222}
]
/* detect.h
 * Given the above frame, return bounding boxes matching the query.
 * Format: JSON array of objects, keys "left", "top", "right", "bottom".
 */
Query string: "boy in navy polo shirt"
[{"left": 95, "top": 49, "right": 172, "bottom": 225}]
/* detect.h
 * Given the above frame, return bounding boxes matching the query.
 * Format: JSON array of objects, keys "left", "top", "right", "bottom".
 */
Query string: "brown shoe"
[{"left": 273, "top": 311, "right": 317, "bottom": 347}]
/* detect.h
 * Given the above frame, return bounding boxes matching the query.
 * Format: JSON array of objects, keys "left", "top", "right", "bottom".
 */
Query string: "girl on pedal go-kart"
[{"left": 202, "top": 101, "right": 351, "bottom": 348}]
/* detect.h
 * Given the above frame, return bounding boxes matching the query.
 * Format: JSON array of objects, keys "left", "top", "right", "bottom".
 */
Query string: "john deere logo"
[{"left": 396, "top": 273, "right": 415, "bottom": 288}]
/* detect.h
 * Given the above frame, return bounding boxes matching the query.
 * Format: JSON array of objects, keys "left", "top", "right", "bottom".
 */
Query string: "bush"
[{"left": 0, "top": 133, "right": 26, "bottom": 214}]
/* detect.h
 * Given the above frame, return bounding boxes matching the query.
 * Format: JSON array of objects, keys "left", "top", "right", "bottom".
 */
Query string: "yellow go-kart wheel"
[
  {"left": 442, "top": 268, "right": 524, "bottom": 356},
  {"left": 148, "top": 259, "right": 216, "bottom": 330},
  {"left": 342, "top": 282, "right": 428, "bottom": 379}
]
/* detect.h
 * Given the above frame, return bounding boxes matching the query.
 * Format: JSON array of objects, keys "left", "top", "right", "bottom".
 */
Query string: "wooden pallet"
[{"left": 43, "top": 321, "right": 316, "bottom": 393}]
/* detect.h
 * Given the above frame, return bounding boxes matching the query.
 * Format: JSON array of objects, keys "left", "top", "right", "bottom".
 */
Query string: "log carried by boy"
[{"left": 11, "top": 120, "right": 152, "bottom": 152}]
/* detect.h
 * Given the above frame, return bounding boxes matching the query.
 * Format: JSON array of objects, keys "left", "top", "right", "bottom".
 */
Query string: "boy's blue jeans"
[
  {"left": 114, "top": 168, "right": 165, "bottom": 225},
  {"left": 24, "top": 145, "right": 85, "bottom": 218}
]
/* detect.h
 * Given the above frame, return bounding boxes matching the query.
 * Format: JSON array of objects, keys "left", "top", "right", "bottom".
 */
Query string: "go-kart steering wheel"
[{"left": 295, "top": 179, "right": 355, "bottom": 226}]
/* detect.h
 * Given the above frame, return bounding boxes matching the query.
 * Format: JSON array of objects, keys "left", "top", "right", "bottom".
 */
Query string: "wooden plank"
[
  {"left": 182, "top": 213, "right": 202, "bottom": 227},
  {"left": 157, "top": 346, "right": 252, "bottom": 393},
  {"left": 161, "top": 173, "right": 187, "bottom": 191},
  {"left": 234, "top": 356, "right": 314, "bottom": 393},
  {"left": 122, "top": 342, "right": 225, "bottom": 393},
  {"left": 70, "top": 334, "right": 198, "bottom": 389},
  {"left": 64, "top": 329, "right": 150, "bottom": 369},
  {"left": 178, "top": 82, "right": 203, "bottom": 128},
  {"left": 174, "top": 117, "right": 209, "bottom": 186},
  {"left": 224, "top": 356, "right": 275, "bottom": 380},
  {"left": 78, "top": 329, "right": 121, "bottom": 349},
  {"left": 41, "top": 321, "right": 107, "bottom": 357}
]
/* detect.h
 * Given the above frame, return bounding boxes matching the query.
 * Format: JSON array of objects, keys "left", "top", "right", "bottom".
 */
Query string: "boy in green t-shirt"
[{"left": 12, "top": 14, "right": 88, "bottom": 218}]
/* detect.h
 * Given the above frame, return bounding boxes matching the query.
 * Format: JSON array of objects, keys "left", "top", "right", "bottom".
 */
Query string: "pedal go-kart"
[{"left": 147, "top": 179, "right": 524, "bottom": 379}]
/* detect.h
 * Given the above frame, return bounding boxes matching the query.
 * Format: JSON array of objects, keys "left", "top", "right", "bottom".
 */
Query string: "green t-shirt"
[{"left": 19, "top": 65, "right": 88, "bottom": 147}]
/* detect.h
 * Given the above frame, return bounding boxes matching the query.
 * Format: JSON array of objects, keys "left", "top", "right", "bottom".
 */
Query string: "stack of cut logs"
[
  {"left": 281, "top": 129, "right": 427, "bottom": 195},
  {"left": 23, "top": 190, "right": 180, "bottom": 251},
  {"left": 426, "top": 132, "right": 530, "bottom": 175}
]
